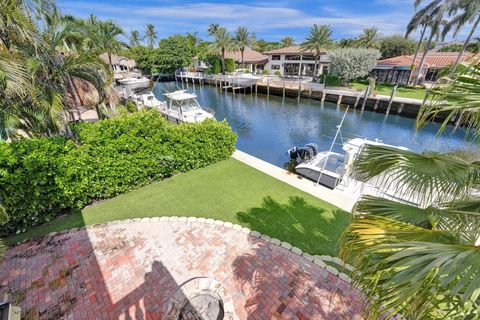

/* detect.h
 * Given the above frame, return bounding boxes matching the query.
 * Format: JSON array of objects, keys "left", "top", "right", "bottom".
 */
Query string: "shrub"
[
  {"left": 319, "top": 74, "right": 341, "bottom": 87},
  {"left": 274, "top": 70, "right": 281, "bottom": 77},
  {"left": 329, "top": 48, "right": 381, "bottom": 86},
  {"left": 225, "top": 58, "right": 236, "bottom": 73},
  {"left": 262, "top": 69, "right": 269, "bottom": 75},
  {"left": 0, "top": 111, "right": 237, "bottom": 235}
]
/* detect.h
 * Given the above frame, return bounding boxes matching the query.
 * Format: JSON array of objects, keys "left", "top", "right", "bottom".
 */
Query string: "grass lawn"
[
  {"left": 350, "top": 81, "right": 427, "bottom": 100},
  {"left": 5, "top": 158, "right": 350, "bottom": 256}
]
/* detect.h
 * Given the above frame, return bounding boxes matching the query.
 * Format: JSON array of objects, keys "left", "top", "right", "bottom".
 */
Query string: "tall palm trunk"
[
  {"left": 450, "top": 14, "right": 480, "bottom": 75},
  {"left": 66, "top": 75, "right": 82, "bottom": 122},
  {"left": 221, "top": 48, "right": 226, "bottom": 74},
  {"left": 108, "top": 52, "right": 114, "bottom": 71},
  {"left": 408, "top": 24, "right": 427, "bottom": 85},
  {"left": 415, "top": 30, "right": 435, "bottom": 85},
  {"left": 241, "top": 48, "right": 244, "bottom": 65}
]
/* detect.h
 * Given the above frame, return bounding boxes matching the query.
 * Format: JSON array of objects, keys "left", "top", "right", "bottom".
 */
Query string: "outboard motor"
[{"left": 287, "top": 143, "right": 320, "bottom": 163}]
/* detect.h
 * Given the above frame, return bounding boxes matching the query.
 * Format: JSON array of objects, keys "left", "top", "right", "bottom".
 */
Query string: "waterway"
[{"left": 154, "top": 82, "right": 477, "bottom": 167}]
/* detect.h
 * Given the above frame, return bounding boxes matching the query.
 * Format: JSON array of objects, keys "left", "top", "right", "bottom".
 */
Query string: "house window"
[
  {"left": 271, "top": 55, "right": 281, "bottom": 60},
  {"left": 285, "top": 55, "right": 301, "bottom": 60},
  {"left": 271, "top": 64, "right": 280, "bottom": 70},
  {"left": 302, "top": 55, "right": 315, "bottom": 60}
]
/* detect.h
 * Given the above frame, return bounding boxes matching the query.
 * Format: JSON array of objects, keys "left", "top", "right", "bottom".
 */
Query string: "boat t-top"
[{"left": 159, "top": 90, "right": 215, "bottom": 123}]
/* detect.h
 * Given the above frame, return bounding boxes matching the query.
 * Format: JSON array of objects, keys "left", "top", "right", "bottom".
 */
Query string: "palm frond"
[{"left": 352, "top": 144, "right": 480, "bottom": 206}]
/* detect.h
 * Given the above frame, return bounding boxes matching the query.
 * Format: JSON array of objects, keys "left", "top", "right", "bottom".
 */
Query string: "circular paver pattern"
[{"left": 0, "top": 219, "right": 365, "bottom": 319}]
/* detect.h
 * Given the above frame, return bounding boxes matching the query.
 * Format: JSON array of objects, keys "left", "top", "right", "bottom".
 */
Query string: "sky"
[{"left": 57, "top": 0, "right": 473, "bottom": 42}]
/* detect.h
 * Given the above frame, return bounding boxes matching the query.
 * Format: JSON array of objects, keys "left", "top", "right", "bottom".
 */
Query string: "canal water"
[{"left": 154, "top": 82, "right": 478, "bottom": 168}]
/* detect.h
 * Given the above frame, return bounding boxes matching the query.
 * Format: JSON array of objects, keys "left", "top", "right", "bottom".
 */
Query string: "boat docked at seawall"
[
  {"left": 289, "top": 138, "right": 409, "bottom": 192},
  {"left": 159, "top": 90, "right": 215, "bottom": 123},
  {"left": 117, "top": 77, "right": 151, "bottom": 92}
]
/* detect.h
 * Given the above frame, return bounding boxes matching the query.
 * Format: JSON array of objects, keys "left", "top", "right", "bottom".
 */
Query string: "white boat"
[
  {"left": 159, "top": 90, "right": 215, "bottom": 123},
  {"left": 118, "top": 77, "right": 150, "bottom": 90},
  {"left": 292, "top": 138, "right": 408, "bottom": 189},
  {"left": 226, "top": 70, "right": 261, "bottom": 87},
  {"left": 131, "top": 91, "right": 164, "bottom": 109}
]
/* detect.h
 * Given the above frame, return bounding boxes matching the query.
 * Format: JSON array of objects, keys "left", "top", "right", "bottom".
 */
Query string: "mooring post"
[
  {"left": 337, "top": 95, "right": 342, "bottom": 105},
  {"left": 354, "top": 96, "right": 360, "bottom": 108},
  {"left": 283, "top": 79, "right": 286, "bottom": 98},
  {"left": 398, "top": 103, "right": 404, "bottom": 114},
  {"left": 361, "top": 85, "right": 370, "bottom": 111},
  {"left": 267, "top": 78, "right": 270, "bottom": 96},
  {"left": 298, "top": 79, "right": 302, "bottom": 99},
  {"left": 374, "top": 99, "right": 380, "bottom": 111},
  {"left": 387, "top": 84, "right": 398, "bottom": 113},
  {"left": 321, "top": 92, "right": 326, "bottom": 102}
]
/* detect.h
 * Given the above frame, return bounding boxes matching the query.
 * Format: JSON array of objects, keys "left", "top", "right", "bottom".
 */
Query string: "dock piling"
[
  {"left": 337, "top": 95, "right": 343, "bottom": 105},
  {"left": 354, "top": 96, "right": 360, "bottom": 108}
]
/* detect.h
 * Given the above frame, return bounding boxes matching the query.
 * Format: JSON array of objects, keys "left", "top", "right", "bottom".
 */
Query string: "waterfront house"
[
  {"left": 372, "top": 52, "right": 474, "bottom": 84},
  {"left": 192, "top": 48, "right": 268, "bottom": 73},
  {"left": 100, "top": 53, "right": 140, "bottom": 79},
  {"left": 263, "top": 46, "right": 330, "bottom": 77}
]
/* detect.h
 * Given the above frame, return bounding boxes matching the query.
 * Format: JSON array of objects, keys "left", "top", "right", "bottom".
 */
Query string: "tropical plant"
[
  {"left": 337, "top": 38, "right": 356, "bottom": 48},
  {"left": 207, "top": 23, "right": 220, "bottom": 36},
  {"left": 233, "top": 26, "right": 253, "bottom": 64},
  {"left": 145, "top": 23, "right": 158, "bottom": 48},
  {"left": 186, "top": 31, "right": 202, "bottom": 47},
  {"left": 442, "top": 0, "right": 480, "bottom": 74},
  {"left": 379, "top": 35, "right": 417, "bottom": 59},
  {"left": 129, "top": 30, "right": 142, "bottom": 47},
  {"left": 280, "top": 36, "right": 295, "bottom": 47},
  {"left": 417, "top": 59, "right": 480, "bottom": 134},
  {"left": 407, "top": 0, "right": 457, "bottom": 84},
  {"left": 209, "top": 27, "right": 234, "bottom": 73},
  {"left": 329, "top": 48, "right": 381, "bottom": 86},
  {"left": 253, "top": 39, "right": 280, "bottom": 53},
  {"left": 301, "top": 24, "right": 335, "bottom": 81},
  {"left": 341, "top": 142, "right": 480, "bottom": 319},
  {"left": 0, "top": 2, "right": 113, "bottom": 140},
  {"left": 355, "top": 27, "right": 380, "bottom": 49}
]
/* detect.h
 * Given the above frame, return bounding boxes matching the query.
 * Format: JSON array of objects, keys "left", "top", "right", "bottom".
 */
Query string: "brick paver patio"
[{"left": 0, "top": 219, "right": 365, "bottom": 319}]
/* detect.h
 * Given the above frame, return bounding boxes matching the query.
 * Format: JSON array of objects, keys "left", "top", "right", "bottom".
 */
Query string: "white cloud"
[{"left": 58, "top": 1, "right": 473, "bottom": 41}]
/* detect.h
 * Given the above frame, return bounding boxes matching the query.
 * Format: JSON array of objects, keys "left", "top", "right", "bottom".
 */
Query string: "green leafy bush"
[
  {"left": 225, "top": 58, "right": 236, "bottom": 73},
  {"left": 262, "top": 69, "right": 269, "bottom": 75},
  {"left": 319, "top": 74, "right": 342, "bottom": 87},
  {"left": 0, "top": 111, "right": 236, "bottom": 235},
  {"left": 274, "top": 70, "right": 281, "bottom": 77}
]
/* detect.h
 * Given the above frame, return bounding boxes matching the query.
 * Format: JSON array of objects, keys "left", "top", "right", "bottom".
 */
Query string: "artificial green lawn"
[
  {"left": 350, "top": 81, "right": 427, "bottom": 100},
  {"left": 5, "top": 158, "right": 350, "bottom": 256}
]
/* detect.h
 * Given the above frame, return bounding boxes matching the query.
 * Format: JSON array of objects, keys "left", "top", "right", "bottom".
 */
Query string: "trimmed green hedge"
[{"left": 0, "top": 111, "right": 236, "bottom": 235}]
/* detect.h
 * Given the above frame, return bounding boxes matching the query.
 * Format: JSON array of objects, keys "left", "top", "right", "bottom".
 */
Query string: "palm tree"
[
  {"left": 355, "top": 27, "right": 380, "bottom": 48},
  {"left": 418, "top": 59, "right": 480, "bottom": 134},
  {"left": 207, "top": 23, "right": 220, "bottom": 36},
  {"left": 407, "top": 0, "right": 458, "bottom": 85},
  {"left": 301, "top": 24, "right": 335, "bottom": 81},
  {"left": 186, "top": 31, "right": 201, "bottom": 47},
  {"left": 442, "top": 0, "right": 480, "bottom": 74},
  {"left": 209, "top": 27, "right": 234, "bottom": 73},
  {"left": 145, "top": 23, "right": 158, "bottom": 48},
  {"left": 233, "top": 26, "right": 253, "bottom": 64},
  {"left": 96, "top": 20, "right": 127, "bottom": 70},
  {"left": 341, "top": 144, "right": 480, "bottom": 319},
  {"left": 280, "top": 36, "right": 295, "bottom": 47},
  {"left": 129, "top": 30, "right": 142, "bottom": 47}
]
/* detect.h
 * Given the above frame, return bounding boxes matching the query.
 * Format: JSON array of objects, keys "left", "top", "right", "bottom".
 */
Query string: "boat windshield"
[
  {"left": 171, "top": 98, "right": 200, "bottom": 113},
  {"left": 311, "top": 153, "right": 345, "bottom": 175}
]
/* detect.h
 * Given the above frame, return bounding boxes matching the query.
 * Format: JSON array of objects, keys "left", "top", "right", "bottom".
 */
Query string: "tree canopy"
[{"left": 329, "top": 48, "right": 381, "bottom": 85}]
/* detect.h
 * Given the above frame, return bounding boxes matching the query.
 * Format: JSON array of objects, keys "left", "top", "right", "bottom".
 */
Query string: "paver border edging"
[{"left": 21, "top": 217, "right": 356, "bottom": 284}]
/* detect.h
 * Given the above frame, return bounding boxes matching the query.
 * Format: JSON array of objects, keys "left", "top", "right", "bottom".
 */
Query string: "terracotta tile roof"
[
  {"left": 263, "top": 45, "right": 325, "bottom": 55},
  {"left": 377, "top": 52, "right": 475, "bottom": 68},
  {"left": 224, "top": 49, "right": 268, "bottom": 64},
  {"left": 100, "top": 53, "right": 137, "bottom": 67}
]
